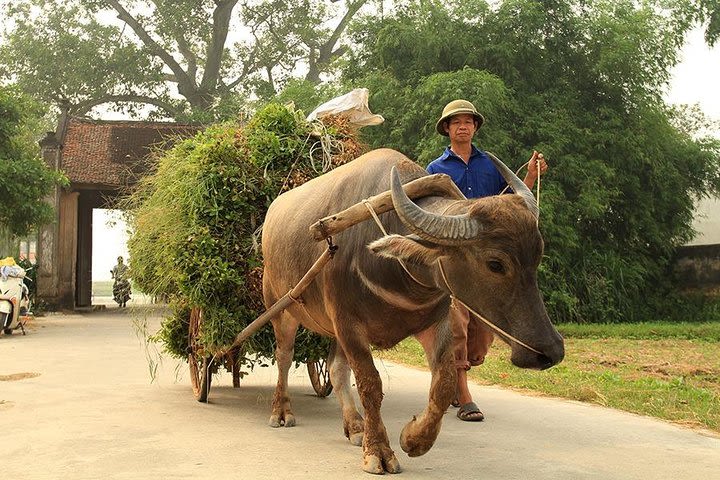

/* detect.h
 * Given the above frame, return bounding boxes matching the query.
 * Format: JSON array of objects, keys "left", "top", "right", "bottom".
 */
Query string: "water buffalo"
[{"left": 261, "top": 148, "right": 564, "bottom": 474}]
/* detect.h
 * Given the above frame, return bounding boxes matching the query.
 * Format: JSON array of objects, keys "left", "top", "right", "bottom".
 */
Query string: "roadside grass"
[
  {"left": 557, "top": 321, "right": 720, "bottom": 341},
  {"left": 92, "top": 281, "right": 142, "bottom": 297},
  {"left": 374, "top": 322, "right": 720, "bottom": 434},
  {"left": 93, "top": 281, "right": 114, "bottom": 296}
]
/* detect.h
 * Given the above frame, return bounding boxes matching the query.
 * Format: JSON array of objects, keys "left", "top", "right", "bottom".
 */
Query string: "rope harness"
[
  {"left": 362, "top": 158, "right": 545, "bottom": 356},
  {"left": 362, "top": 200, "right": 434, "bottom": 289},
  {"left": 287, "top": 237, "right": 338, "bottom": 337}
]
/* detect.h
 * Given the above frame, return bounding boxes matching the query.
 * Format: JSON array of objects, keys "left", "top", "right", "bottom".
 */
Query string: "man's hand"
[{"left": 527, "top": 150, "right": 548, "bottom": 179}]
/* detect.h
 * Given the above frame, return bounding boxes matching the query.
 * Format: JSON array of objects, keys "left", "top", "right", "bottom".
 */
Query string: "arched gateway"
[{"left": 38, "top": 113, "right": 199, "bottom": 309}]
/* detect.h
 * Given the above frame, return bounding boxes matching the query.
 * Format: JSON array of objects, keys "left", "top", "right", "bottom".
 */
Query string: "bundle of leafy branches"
[{"left": 125, "top": 103, "right": 365, "bottom": 370}]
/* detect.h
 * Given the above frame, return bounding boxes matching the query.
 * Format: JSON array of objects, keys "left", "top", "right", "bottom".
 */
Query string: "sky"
[
  {"left": 93, "top": 210, "right": 129, "bottom": 281},
  {"left": 91, "top": 26, "right": 720, "bottom": 279},
  {"left": 666, "top": 27, "right": 720, "bottom": 120},
  {"left": 664, "top": 28, "right": 720, "bottom": 245}
]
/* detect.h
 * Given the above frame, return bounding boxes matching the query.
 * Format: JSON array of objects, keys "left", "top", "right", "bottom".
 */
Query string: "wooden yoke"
[{"left": 309, "top": 173, "right": 465, "bottom": 241}]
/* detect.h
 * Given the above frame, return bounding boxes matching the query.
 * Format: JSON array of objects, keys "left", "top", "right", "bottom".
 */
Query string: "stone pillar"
[{"left": 36, "top": 132, "right": 63, "bottom": 308}]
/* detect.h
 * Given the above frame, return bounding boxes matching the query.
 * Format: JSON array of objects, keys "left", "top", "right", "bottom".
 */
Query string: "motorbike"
[{"left": 0, "top": 263, "right": 32, "bottom": 335}]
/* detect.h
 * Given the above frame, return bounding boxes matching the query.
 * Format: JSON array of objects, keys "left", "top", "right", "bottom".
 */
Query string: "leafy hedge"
[
  {"left": 341, "top": 1, "right": 720, "bottom": 323},
  {"left": 126, "top": 103, "right": 363, "bottom": 367}
]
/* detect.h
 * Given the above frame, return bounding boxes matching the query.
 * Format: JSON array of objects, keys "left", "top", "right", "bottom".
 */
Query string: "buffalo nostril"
[{"left": 538, "top": 354, "right": 554, "bottom": 370}]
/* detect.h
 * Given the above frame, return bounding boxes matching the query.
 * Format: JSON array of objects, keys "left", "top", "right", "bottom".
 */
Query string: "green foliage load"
[
  {"left": 341, "top": 0, "right": 720, "bottom": 323},
  {"left": 126, "top": 103, "right": 361, "bottom": 365}
]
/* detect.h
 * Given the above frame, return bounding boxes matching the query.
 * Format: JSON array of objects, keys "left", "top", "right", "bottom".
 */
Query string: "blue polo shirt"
[{"left": 426, "top": 145, "right": 507, "bottom": 199}]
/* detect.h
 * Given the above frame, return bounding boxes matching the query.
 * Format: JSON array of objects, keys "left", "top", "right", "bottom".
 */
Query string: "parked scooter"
[{"left": 0, "top": 262, "right": 32, "bottom": 335}]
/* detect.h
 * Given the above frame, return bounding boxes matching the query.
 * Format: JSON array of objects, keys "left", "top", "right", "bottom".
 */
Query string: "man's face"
[{"left": 444, "top": 113, "right": 477, "bottom": 141}]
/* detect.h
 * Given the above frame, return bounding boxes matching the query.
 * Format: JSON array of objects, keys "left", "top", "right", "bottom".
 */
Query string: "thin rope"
[
  {"left": 498, "top": 155, "right": 542, "bottom": 226},
  {"left": 288, "top": 290, "right": 336, "bottom": 337},
  {"left": 437, "top": 260, "right": 544, "bottom": 355},
  {"left": 362, "top": 200, "right": 434, "bottom": 289},
  {"left": 535, "top": 155, "right": 541, "bottom": 226}
]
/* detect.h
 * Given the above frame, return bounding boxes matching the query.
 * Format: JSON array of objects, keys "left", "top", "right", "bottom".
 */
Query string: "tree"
[
  {"left": 341, "top": 0, "right": 720, "bottom": 323},
  {"left": 679, "top": 0, "right": 720, "bottom": 46},
  {"left": 0, "top": 86, "right": 67, "bottom": 238},
  {"left": 0, "top": 0, "right": 371, "bottom": 121}
]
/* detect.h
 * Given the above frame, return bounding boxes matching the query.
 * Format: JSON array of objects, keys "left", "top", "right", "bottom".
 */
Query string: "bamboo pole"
[
  {"left": 309, "top": 173, "right": 465, "bottom": 241},
  {"left": 222, "top": 245, "right": 337, "bottom": 353}
]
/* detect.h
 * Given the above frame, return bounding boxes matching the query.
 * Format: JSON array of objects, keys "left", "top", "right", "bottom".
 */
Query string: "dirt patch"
[{"left": 0, "top": 372, "right": 41, "bottom": 381}]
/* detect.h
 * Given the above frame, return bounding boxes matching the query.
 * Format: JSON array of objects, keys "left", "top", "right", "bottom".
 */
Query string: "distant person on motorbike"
[{"left": 110, "top": 256, "right": 131, "bottom": 308}]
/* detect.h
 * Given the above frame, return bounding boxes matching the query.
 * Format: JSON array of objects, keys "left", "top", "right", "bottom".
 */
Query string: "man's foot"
[{"left": 457, "top": 402, "right": 484, "bottom": 422}]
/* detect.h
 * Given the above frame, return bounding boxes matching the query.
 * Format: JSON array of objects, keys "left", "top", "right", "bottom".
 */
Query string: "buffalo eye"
[{"left": 487, "top": 260, "right": 505, "bottom": 274}]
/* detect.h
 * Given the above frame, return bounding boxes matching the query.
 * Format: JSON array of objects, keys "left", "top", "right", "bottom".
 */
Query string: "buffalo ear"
[{"left": 368, "top": 234, "right": 447, "bottom": 265}]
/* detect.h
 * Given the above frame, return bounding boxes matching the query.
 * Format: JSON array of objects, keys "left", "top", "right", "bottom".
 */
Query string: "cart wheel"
[
  {"left": 188, "top": 308, "right": 213, "bottom": 402},
  {"left": 307, "top": 349, "right": 333, "bottom": 398}
]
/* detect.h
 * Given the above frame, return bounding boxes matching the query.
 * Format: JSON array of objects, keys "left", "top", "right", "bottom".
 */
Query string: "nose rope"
[{"left": 437, "top": 260, "right": 544, "bottom": 356}]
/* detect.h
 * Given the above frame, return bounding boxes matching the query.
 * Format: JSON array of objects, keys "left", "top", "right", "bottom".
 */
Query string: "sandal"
[{"left": 456, "top": 402, "right": 484, "bottom": 422}]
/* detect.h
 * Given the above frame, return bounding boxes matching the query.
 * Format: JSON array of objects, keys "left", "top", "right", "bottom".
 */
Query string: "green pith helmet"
[{"left": 435, "top": 99, "right": 485, "bottom": 136}]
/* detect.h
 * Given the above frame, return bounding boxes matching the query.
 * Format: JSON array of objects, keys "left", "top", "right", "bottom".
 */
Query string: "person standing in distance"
[{"left": 415, "top": 99, "right": 548, "bottom": 421}]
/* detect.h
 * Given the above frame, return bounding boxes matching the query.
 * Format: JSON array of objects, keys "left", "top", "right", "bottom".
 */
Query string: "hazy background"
[{"left": 91, "top": 26, "right": 720, "bottom": 281}]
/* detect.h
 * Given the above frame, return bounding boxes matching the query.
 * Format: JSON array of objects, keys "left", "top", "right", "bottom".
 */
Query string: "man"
[
  {"left": 110, "top": 256, "right": 132, "bottom": 308},
  {"left": 415, "top": 99, "right": 548, "bottom": 422}
]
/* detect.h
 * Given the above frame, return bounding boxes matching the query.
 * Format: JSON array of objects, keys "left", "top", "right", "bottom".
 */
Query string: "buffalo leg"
[
  {"left": 400, "top": 319, "right": 456, "bottom": 457},
  {"left": 334, "top": 322, "right": 401, "bottom": 475},
  {"left": 329, "top": 344, "right": 364, "bottom": 446},
  {"left": 269, "top": 310, "right": 299, "bottom": 428}
]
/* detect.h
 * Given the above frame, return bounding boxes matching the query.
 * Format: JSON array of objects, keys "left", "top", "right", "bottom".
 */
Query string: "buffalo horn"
[
  {"left": 390, "top": 167, "right": 483, "bottom": 245},
  {"left": 486, "top": 152, "right": 539, "bottom": 218}
]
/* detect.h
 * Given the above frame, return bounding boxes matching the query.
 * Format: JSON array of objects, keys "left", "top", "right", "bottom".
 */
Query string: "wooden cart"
[
  {"left": 187, "top": 306, "right": 334, "bottom": 402},
  {"left": 186, "top": 173, "right": 462, "bottom": 403}
]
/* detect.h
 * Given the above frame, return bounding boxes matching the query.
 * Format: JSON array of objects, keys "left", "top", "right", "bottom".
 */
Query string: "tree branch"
[
  {"left": 324, "top": 0, "right": 368, "bottom": 57},
  {"left": 176, "top": 35, "right": 198, "bottom": 82},
  {"left": 306, "top": 0, "right": 368, "bottom": 83},
  {"left": 146, "top": 0, "right": 198, "bottom": 82},
  {"left": 105, "top": 0, "right": 194, "bottom": 88},
  {"left": 72, "top": 94, "right": 183, "bottom": 117},
  {"left": 224, "top": 49, "right": 258, "bottom": 91},
  {"left": 200, "top": 0, "right": 239, "bottom": 90}
]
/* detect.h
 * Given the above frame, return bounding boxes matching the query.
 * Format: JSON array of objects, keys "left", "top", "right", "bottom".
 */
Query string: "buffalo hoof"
[
  {"left": 268, "top": 413, "right": 295, "bottom": 428},
  {"left": 399, "top": 419, "right": 434, "bottom": 457},
  {"left": 362, "top": 453, "right": 402, "bottom": 475},
  {"left": 349, "top": 432, "right": 364, "bottom": 446}
]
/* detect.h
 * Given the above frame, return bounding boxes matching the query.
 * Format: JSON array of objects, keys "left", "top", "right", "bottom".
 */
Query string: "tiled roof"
[{"left": 60, "top": 117, "right": 201, "bottom": 188}]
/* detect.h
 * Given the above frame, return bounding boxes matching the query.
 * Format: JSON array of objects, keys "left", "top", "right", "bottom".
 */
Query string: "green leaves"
[
  {"left": 0, "top": 86, "right": 67, "bottom": 237},
  {"left": 340, "top": 0, "right": 720, "bottom": 323},
  {"left": 1, "top": 0, "right": 369, "bottom": 118}
]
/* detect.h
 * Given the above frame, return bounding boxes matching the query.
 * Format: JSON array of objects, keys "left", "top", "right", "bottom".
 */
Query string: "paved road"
[{"left": 2, "top": 307, "right": 719, "bottom": 480}]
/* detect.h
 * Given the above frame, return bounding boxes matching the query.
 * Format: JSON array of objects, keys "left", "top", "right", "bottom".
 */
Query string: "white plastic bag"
[{"left": 306, "top": 88, "right": 384, "bottom": 127}]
